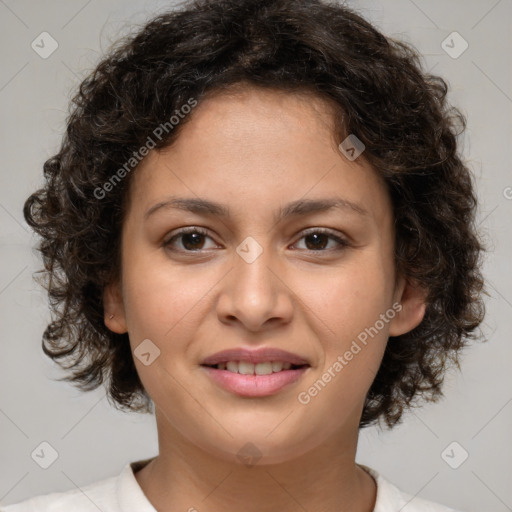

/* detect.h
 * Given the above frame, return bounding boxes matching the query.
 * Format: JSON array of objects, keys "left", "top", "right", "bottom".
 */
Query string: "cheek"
[
  {"left": 306, "top": 254, "right": 395, "bottom": 338},
  {"left": 121, "top": 249, "right": 210, "bottom": 339},
  {"left": 299, "top": 253, "right": 395, "bottom": 410},
  {"left": 297, "top": 268, "right": 393, "bottom": 432}
]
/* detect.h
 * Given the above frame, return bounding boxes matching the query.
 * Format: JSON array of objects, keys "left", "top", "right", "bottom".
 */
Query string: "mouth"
[{"left": 200, "top": 348, "right": 311, "bottom": 397}]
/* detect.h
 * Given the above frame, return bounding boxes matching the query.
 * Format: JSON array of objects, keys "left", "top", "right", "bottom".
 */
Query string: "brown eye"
[
  {"left": 164, "top": 227, "right": 216, "bottom": 252},
  {"left": 293, "top": 229, "right": 350, "bottom": 252}
]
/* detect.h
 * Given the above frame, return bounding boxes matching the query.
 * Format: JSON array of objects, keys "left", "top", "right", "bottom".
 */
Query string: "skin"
[{"left": 104, "top": 84, "right": 426, "bottom": 512}]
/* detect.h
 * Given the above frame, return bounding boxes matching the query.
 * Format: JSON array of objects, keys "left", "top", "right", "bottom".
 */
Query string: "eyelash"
[{"left": 163, "top": 227, "right": 351, "bottom": 254}]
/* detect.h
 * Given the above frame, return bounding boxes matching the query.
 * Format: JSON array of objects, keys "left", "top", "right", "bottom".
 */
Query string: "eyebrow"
[{"left": 144, "top": 196, "right": 369, "bottom": 222}]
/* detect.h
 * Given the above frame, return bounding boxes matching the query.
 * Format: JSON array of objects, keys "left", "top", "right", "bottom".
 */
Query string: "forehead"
[{"left": 125, "top": 85, "right": 392, "bottom": 226}]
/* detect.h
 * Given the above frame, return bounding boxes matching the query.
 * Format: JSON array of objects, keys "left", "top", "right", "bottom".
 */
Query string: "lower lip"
[{"left": 201, "top": 366, "right": 309, "bottom": 397}]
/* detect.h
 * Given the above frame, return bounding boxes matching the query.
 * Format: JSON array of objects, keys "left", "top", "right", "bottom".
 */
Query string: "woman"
[{"left": 3, "top": 0, "right": 484, "bottom": 510}]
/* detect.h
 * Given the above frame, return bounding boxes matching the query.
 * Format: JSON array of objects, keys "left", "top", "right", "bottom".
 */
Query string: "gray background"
[{"left": 0, "top": 0, "right": 511, "bottom": 510}]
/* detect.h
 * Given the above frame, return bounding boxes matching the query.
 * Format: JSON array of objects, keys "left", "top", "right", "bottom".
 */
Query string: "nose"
[{"left": 216, "top": 244, "right": 294, "bottom": 333}]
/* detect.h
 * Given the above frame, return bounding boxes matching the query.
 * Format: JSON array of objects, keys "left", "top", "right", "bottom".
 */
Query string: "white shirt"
[{"left": 1, "top": 459, "right": 462, "bottom": 511}]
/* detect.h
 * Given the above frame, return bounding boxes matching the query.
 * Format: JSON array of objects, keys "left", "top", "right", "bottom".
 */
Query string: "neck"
[{"left": 134, "top": 410, "right": 377, "bottom": 512}]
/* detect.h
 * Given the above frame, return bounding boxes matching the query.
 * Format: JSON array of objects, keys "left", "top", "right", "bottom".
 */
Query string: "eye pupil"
[
  {"left": 182, "top": 232, "right": 204, "bottom": 250},
  {"left": 305, "top": 233, "right": 328, "bottom": 250}
]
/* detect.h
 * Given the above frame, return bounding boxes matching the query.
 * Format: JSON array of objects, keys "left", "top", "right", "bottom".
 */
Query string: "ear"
[
  {"left": 388, "top": 275, "right": 427, "bottom": 337},
  {"left": 103, "top": 280, "right": 128, "bottom": 334}
]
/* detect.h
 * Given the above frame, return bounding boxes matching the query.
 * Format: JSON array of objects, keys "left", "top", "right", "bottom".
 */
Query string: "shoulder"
[
  {"left": 359, "top": 464, "right": 465, "bottom": 512},
  {"left": 1, "top": 459, "right": 156, "bottom": 512},
  {"left": 0, "top": 469, "right": 121, "bottom": 512}
]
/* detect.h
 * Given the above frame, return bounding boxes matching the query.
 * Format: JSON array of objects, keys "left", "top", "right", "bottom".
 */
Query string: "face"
[{"left": 104, "top": 85, "right": 425, "bottom": 465}]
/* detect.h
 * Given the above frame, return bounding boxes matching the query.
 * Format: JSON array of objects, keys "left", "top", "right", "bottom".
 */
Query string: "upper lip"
[{"left": 201, "top": 348, "right": 310, "bottom": 366}]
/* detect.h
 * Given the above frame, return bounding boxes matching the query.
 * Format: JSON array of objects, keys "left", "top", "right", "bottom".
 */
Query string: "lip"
[
  {"left": 201, "top": 366, "right": 309, "bottom": 397},
  {"left": 200, "top": 347, "right": 310, "bottom": 366}
]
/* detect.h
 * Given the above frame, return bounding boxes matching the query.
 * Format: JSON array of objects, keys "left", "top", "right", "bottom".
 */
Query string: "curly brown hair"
[{"left": 24, "top": 0, "right": 485, "bottom": 429}]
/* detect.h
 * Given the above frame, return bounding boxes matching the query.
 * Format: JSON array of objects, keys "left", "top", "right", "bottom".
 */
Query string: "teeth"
[
  {"left": 226, "top": 361, "right": 238, "bottom": 373},
  {"left": 214, "top": 361, "right": 296, "bottom": 374},
  {"left": 238, "top": 361, "right": 254, "bottom": 375},
  {"left": 255, "top": 362, "right": 273, "bottom": 375}
]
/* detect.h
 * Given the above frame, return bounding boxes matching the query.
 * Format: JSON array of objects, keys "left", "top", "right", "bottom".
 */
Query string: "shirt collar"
[
  {"left": 117, "top": 458, "right": 407, "bottom": 512},
  {"left": 116, "top": 457, "right": 157, "bottom": 512}
]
